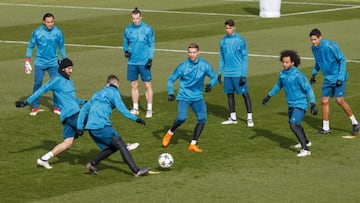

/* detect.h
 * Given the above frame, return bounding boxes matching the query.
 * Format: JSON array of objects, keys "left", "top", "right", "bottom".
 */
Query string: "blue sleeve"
[
  {"left": 26, "top": 77, "right": 57, "bottom": 104},
  {"left": 147, "top": 27, "right": 155, "bottom": 59},
  {"left": 240, "top": 40, "right": 248, "bottom": 77},
  {"left": 25, "top": 30, "right": 37, "bottom": 58},
  {"left": 207, "top": 64, "right": 218, "bottom": 88},
  {"left": 123, "top": 27, "right": 129, "bottom": 52},
  {"left": 218, "top": 40, "right": 224, "bottom": 75},
  {"left": 112, "top": 91, "right": 137, "bottom": 121},
  {"left": 77, "top": 100, "right": 91, "bottom": 130},
  {"left": 268, "top": 76, "right": 282, "bottom": 97},
  {"left": 167, "top": 66, "right": 181, "bottom": 95},
  {"left": 299, "top": 74, "right": 316, "bottom": 104},
  {"left": 58, "top": 29, "right": 66, "bottom": 59},
  {"left": 331, "top": 42, "right": 347, "bottom": 81}
]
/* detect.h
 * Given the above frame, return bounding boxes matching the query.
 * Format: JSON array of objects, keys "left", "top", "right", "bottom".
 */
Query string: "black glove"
[
  {"left": 124, "top": 51, "right": 131, "bottom": 58},
  {"left": 75, "top": 129, "right": 84, "bottom": 138},
  {"left": 335, "top": 80, "right": 342, "bottom": 87},
  {"left": 239, "top": 77, "right": 246, "bottom": 86},
  {"left": 145, "top": 59, "right": 152, "bottom": 69},
  {"left": 168, "top": 94, "right": 175, "bottom": 101},
  {"left": 15, "top": 101, "right": 28, "bottom": 108},
  {"left": 310, "top": 103, "right": 318, "bottom": 115},
  {"left": 217, "top": 75, "right": 222, "bottom": 83},
  {"left": 136, "top": 118, "right": 146, "bottom": 126},
  {"left": 262, "top": 95, "right": 271, "bottom": 105},
  {"left": 310, "top": 74, "right": 316, "bottom": 84},
  {"left": 205, "top": 84, "right": 212, "bottom": 92}
]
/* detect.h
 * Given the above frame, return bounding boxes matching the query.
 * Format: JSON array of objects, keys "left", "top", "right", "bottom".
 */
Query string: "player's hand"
[
  {"left": 310, "top": 74, "right": 316, "bottom": 84},
  {"left": 15, "top": 100, "right": 28, "bottom": 108},
  {"left": 75, "top": 129, "right": 84, "bottom": 138},
  {"left": 168, "top": 94, "right": 175, "bottom": 101},
  {"left": 136, "top": 118, "right": 146, "bottom": 126},
  {"left": 239, "top": 77, "right": 246, "bottom": 86},
  {"left": 262, "top": 95, "right": 271, "bottom": 105},
  {"left": 24, "top": 58, "right": 32, "bottom": 75},
  {"left": 335, "top": 80, "right": 342, "bottom": 87},
  {"left": 145, "top": 59, "right": 152, "bottom": 69},
  {"left": 124, "top": 51, "right": 131, "bottom": 59},
  {"left": 217, "top": 75, "right": 222, "bottom": 83},
  {"left": 205, "top": 84, "right": 212, "bottom": 92},
  {"left": 310, "top": 103, "right": 318, "bottom": 115}
]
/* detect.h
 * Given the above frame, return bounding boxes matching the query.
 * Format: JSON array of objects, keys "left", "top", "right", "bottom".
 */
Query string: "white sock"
[
  {"left": 349, "top": 115, "right": 358, "bottom": 125},
  {"left": 230, "top": 112, "right": 236, "bottom": 120},
  {"left": 323, "top": 120, "right": 330, "bottom": 131},
  {"left": 133, "top": 103, "right": 139, "bottom": 110},
  {"left": 41, "top": 151, "right": 54, "bottom": 161},
  {"left": 190, "top": 140, "right": 197, "bottom": 145},
  {"left": 147, "top": 103, "right": 152, "bottom": 111},
  {"left": 247, "top": 113, "right": 253, "bottom": 120}
]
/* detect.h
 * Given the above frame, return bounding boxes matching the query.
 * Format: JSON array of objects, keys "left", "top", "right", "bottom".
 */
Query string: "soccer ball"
[{"left": 158, "top": 153, "right": 174, "bottom": 168}]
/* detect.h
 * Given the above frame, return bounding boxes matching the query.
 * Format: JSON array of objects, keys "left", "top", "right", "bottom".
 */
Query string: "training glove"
[
  {"left": 124, "top": 51, "right": 131, "bottom": 58},
  {"left": 310, "top": 74, "right": 316, "bottom": 84},
  {"left": 168, "top": 94, "right": 175, "bottom": 101},
  {"left": 217, "top": 75, "right": 222, "bottom": 83},
  {"left": 145, "top": 59, "right": 152, "bottom": 69},
  {"left": 136, "top": 118, "right": 146, "bottom": 126},
  {"left": 262, "top": 95, "right": 271, "bottom": 105},
  {"left": 205, "top": 84, "right": 212, "bottom": 92},
  {"left": 24, "top": 58, "right": 32, "bottom": 75},
  {"left": 310, "top": 103, "right": 318, "bottom": 115},
  {"left": 335, "top": 80, "right": 342, "bottom": 87},
  {"left": 75, "top": 129, "right": 84, "bottom": 138},
  {"left": 239, "top": 77, "right": 246, "bottom": 86},
  {"left": 15, "top": 100, "right": 28, "bottom": 108}
]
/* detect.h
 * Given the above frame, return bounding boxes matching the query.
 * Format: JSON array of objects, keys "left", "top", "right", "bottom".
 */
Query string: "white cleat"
[
  {"left": 247, "top": 119, "right": 254, "bottom": 127},
  {"left": 37, "top": 158, "right": 53, "bottom": 169},
  {"left": 130, "top": 109, "right": 139, "bottom": 116},
  {"left": 294, "top": 141, "right": 312, "bottom": 149},
  {"left": 145, "top": 110, "right": 153, "bottom": 118},
  {"left": 297, "top": 149, "right": 311, "bottom": 157},
  {"left": 127, "top": 143, "right": 139, "bottom": 151},
  {"left": 221, "top": 117, "right": 238, "bottom": 125}
]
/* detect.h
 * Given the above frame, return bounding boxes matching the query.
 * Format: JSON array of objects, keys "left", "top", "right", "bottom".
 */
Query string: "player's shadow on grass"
[
  {"left": 206, "top": 101, "right": 230, "bottom": 120},
  {"left": 152, "top": 125, "right": 192, "bottom": 146},
  {"left": 249, "top": 128, "right": 297, "bottom": 152}
]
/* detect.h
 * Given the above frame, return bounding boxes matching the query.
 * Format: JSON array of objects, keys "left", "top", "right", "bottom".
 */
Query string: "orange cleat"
[
  {"left": 188, "top": 144, "right": 202, "bottom": 153},
  {"left": 162, "top": 131, "right": 173, "bottom": 147}
]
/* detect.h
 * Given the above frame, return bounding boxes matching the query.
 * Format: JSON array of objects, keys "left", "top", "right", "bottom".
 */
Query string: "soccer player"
[
  {"left": 162, "top": 43, "right": 217, "bottom": 152},
  {"left": 262, "top": 50, "right": 318, "bottom": 157},
  {"left": 24, "top": 13, "right": 66, "bottom": 116},
  {"left": 77, "top": 75, "right": 150, "bottom": 177},
  {"left": 123, "top": 7, "right": 155, "bottom": 118},
  {"left": 309, "top": 28, "right": 359, "bottom": 137},
  {"left": 218, "top": 19, "right": 254, "bottom": 127},
  {"left": 16, "top": 58, "right": 86, "bottom": 169}
]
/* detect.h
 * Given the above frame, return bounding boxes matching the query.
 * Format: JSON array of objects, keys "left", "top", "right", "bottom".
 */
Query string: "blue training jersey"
[
  {"left": 168, "top": 57, "right": 217, "bottom": 102},
  {"left": 123, "top": 21, "right": 155, "bottom": 65},
  {"left": 268, "top": 66, "right": 316, "bottom": 111},
  {"left": 26, "top": 76, "right": 85, "bottom": 122},
  {"left": 311, "top": 38, "right": 347, "bottom": 83},
  {"left": 77, "top": 85, "right": 138, "bottom": 130},
  {"left": 25, "top": 24, "right": 66, "bottom": 66},
  {"left": 218, "top": 31, "right": 248, "bottom": 77}
]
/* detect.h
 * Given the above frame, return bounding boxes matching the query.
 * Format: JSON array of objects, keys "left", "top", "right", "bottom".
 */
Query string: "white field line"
[
  {"left": 227, "top": 0, "right": 360, "bottom": 7},
  {"left": 1, "top": 40, "right": 359, "bottom": 63}
]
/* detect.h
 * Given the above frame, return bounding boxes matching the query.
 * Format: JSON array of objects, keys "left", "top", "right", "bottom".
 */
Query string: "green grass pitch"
[{"left": 0, "top": 0, "right": 359, "bottom": 202}]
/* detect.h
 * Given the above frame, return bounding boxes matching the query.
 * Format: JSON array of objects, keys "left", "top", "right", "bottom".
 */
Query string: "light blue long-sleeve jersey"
[
  {"left": 311, "top": 39, "right": 347, "bottom": 83},
  {"left": 168, "top": 57, "right": 217, "bottom": 102},
  {"left": 123, "top": 21, "right": 155, "bottom": 65},
  {"left": 77, "top": 85, "right": 137, "bottom": 130},
  {"left": 268, "top": 66, "right": 316, "bottom": 111},
  {"left": 218, "top": 31, "right": 248, "bottom": 77},
  {"left": 26, "top": 76, "right": 85, "bottom": 122},
  {"left": 25, "top": 24, "right": 66, "bottom": 66}
]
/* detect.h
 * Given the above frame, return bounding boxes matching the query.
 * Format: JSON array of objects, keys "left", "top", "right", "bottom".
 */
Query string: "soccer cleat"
[
  {"left": 188, "top": 144, "right": 202, "bottom": 153},
  {"left": 221, "top": 117, "right": 238, "bottom": 125},
  {"left": 314, "top": 128, "right": 331, "bottom": 135},
  {"left": 297, "top": 149, "right": 311, "bottom": 157},
  {"left": 30, "top": 108, "right": 39, "bottom": 116},
  {"left": 86, "top": 163, "right": 98, "bottom": 175},
  {"left": 145, "top": 110, "right": 153, "bottom": 118},
  {"left": 352, "top": 124, "right": 359, "bottom": 136},
  {"left": 53, "top": 108, "right": 61, "bottom": 115},
  {"left": 127, "top": 143, "right": 139, "bottom": 151},
  {"left": 162, "top": 130, "right": 173, "bottom": 147},
  {"left": 294, "top": 141, "right": 312, "bottom": 149},
  {"left": 133, "top": 167, "right": 150, "bottom": 177},
  {"left": 130, "top": 109, "right": 139, "bottom": 116},
  {"left": 37, "top": 158, "right": 52, "bottom": 169},
  {"left": 247, "top": 119, "right": 254, "bottom": 127}
]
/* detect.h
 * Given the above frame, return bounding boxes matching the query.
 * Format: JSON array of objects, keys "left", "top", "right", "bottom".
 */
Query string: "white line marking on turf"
[
  {"left": 281, "top": 5, "right": 360, "bottom": 17},
  {"left": 1, "top": 40, "right": 359, "bottom": 63}
]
